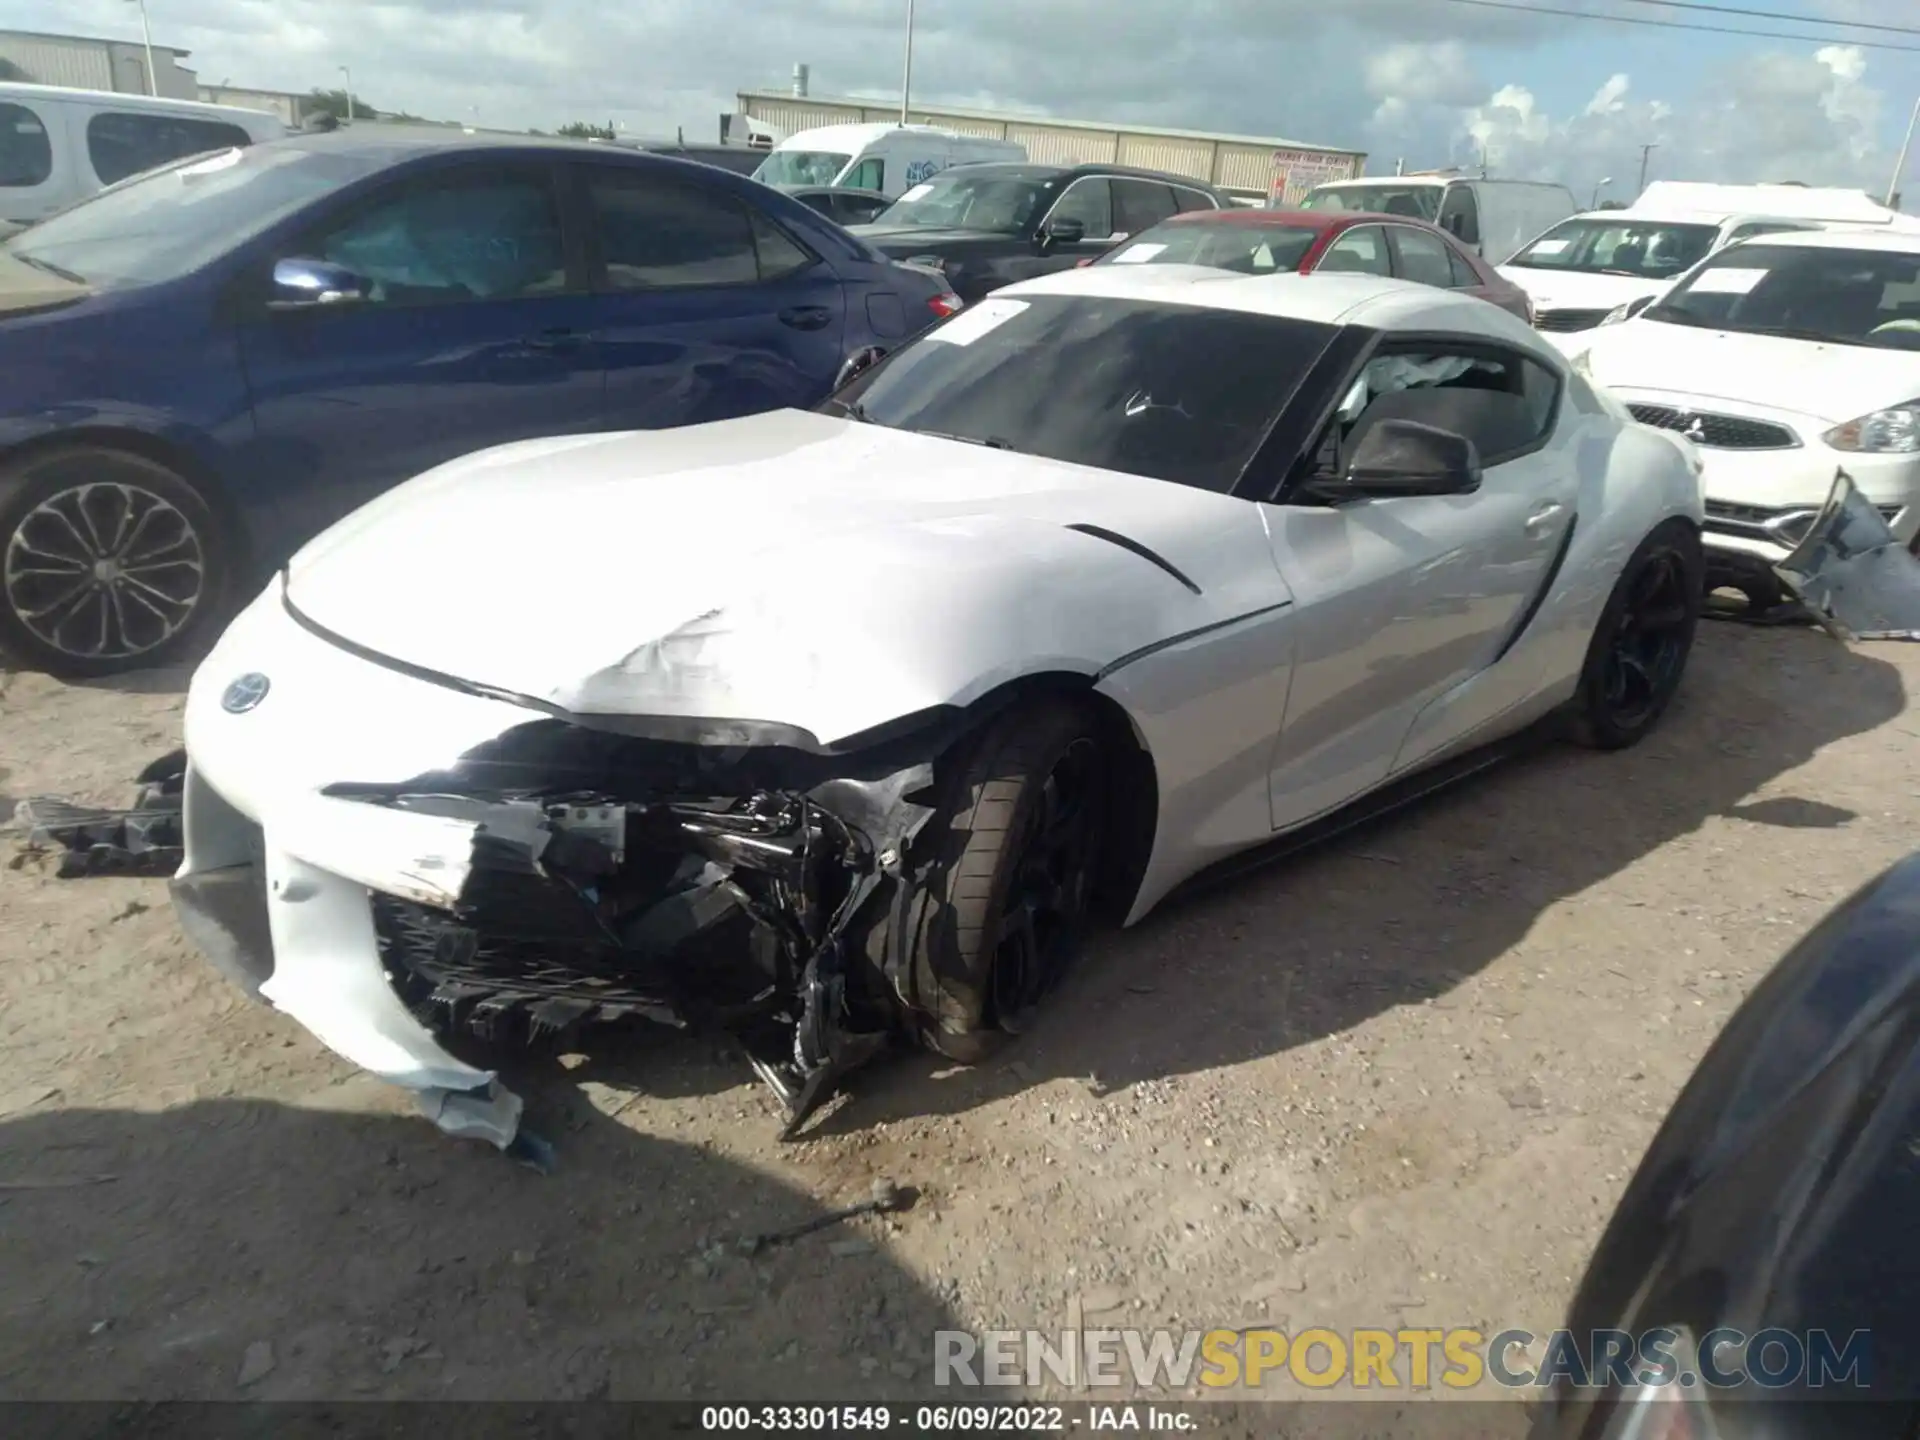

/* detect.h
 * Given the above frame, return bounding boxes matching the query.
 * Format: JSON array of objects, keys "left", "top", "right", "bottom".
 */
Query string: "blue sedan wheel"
[{"left": 0, "top": 446, "right": 232, "bottom": 678}]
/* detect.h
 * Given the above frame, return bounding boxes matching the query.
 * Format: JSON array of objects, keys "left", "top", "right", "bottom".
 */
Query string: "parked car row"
[{"left": 0, "top": 130, "right": 962, "bottom": 675}]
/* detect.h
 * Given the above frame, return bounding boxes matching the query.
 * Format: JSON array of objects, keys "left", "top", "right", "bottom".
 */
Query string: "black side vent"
[{"left": 1064, "top": 523, "right": 1202, "bottom": 595}]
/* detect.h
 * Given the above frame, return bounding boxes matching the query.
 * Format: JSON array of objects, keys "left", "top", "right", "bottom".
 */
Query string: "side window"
[
  {"left": 308, "top": 170, "right": 566, "bottom": 305},
  {"left": 1437, "top": 186, "right": 1480, "bottom": 247},
  {"left": 1113, "top": 179, "right": 1178, "bottom": 236},
  {"left": 1389, "top": 227, "right": 1456, "bottom": 288},
  {"left": 1314, "top": 226, "right": 1392, "bottom": 276},
  {"left": 1444, "top": 244, "right": 1481, "bottom": 288},
  {"left": 0, "top": 102, "right": 52, "bottom": 188},
  {"left": 839, "top": 193, "right": 888, "bottom": 225},
  {"left": 87, "top": 112, "right": 253, "bottom": 187},
  {"left": 1172, "top": 187, "right": 1219, "bottom": 213},
  {"left": 1047, "top": 178, "right": 1114, "bottom": 237},
  {"left": 589, "top": 170, "right": 758, "bottom": 289},
  {"left": 844, "top": 157, "right": 885, "bottom": 191},
  {"left": 749, "top": 208, "right": 817, "bottom": 281},
  {"left": 1341, "top": 346, "right": 1560, "bottom": 468}
]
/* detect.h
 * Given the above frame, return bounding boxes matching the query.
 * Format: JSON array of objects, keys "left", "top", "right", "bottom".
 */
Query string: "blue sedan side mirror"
[{"left": 269, "top": 256, "right": 373, "bottom": 310}]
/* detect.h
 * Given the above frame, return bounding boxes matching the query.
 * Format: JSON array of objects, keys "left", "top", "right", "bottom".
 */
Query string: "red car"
[{"left": 1087, "top": 207, "right": 1534, "bottom": 324}]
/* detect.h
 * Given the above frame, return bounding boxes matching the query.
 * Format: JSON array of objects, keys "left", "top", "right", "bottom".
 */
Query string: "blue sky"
[{"left": 4, "top": 0, "right": 1913, "bottom": 196}]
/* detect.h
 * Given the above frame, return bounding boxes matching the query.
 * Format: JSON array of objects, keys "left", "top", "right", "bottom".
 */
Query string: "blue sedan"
[{"left": 0, "top": 130, "right": 960, "bottom": 676}]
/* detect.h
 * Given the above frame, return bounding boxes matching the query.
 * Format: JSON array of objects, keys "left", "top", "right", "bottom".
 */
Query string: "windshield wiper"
[
  {"left": 10, "top": 251, "right": 85, "bottom": 284},
  {"left": 1643, "top": 306, "right": 1710, "bottom": 327},
  {"left": 912, "top": 429, "right": 1015, "bottom": 450},
  {"left": 1738, "top": 325, "right": 1843, "bottom": 344}
]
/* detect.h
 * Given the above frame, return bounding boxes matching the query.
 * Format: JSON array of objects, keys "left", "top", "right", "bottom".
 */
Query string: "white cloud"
[
  {"left": 0, "top": 0, "right": 1901, "bottom": 195},
  {"left": 1367, "top": 43, "right": 1894, "bottom": 200}
]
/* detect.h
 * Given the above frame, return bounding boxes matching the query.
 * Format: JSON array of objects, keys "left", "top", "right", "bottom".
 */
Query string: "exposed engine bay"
[{"left": 316, "top": 718, "right": 944, "bottom": 1141}]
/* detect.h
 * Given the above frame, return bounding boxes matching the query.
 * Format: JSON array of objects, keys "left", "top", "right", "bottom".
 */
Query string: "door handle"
[
  {"left": 523, "top": 327, "right": 587, "bottom": 351},
  {"left": 1524, "top": 501, "right": 1564, "bottom": 538},
  {"left": 778, "top": 305, "right": 833, "bottom": 331}
]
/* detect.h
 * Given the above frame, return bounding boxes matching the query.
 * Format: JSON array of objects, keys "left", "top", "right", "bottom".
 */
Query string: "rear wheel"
[
  {"left": 0, "top": 446, "right": 233, "bottom": 678},
  {"left": 1568, "top": 518, "right": 1702, "bottom": 750},
  {"left": 904, "top": 698, "right": 1108, "bottom": 1064}
]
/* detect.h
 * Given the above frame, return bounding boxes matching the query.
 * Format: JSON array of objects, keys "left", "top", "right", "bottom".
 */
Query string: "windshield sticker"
[
  {"left": 926, "top": 296, "right": 1029, "bottom": 346},
  {"left": 1527, "top": 238, "right": 1571, "bottom": 255},
  {"left": 1111, "top": 243, "right": 1168, "bottom": 264},
  {"left": 898, "top": 183, "right": 934, "bottom": 203},
  {"left": 1689, "top": 266, "right": 1767, "bottom": 295}
]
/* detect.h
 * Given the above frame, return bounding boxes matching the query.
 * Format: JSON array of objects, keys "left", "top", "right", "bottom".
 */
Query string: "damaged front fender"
[{"left": 1774, "top": 470, "right": 1920, "bottom": 642}]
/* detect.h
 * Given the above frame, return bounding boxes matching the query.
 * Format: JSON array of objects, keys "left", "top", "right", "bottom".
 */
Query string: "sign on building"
[{"left": 1269, "top": 147, "right": 1362, "bottom": 207}]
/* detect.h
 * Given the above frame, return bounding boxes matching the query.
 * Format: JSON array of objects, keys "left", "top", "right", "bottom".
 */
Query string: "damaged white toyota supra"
[{"left": 168, "top": 265, "right": 1707, "bottom": 1158}]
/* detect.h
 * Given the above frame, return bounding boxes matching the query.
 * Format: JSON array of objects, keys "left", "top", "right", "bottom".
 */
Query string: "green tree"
[
  {"left": 557, "top": 121, "right": 616, "bottom": 140},
  {"left": 307, "top": 87, "right": 381, "bottom": 122}
]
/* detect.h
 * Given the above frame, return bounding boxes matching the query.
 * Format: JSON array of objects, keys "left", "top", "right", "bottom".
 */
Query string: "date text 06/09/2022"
[{"left": 698, "top": 1404, "right": 1199, "bottom": 1431}]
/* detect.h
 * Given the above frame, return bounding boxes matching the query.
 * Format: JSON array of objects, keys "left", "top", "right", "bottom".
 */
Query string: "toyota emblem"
[{"left": 221, "top": 672, "right": 271, "bottom": 714}]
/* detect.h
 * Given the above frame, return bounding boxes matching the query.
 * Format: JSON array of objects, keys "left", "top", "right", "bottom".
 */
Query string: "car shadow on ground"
[
  {"left": 71, "top": 663, "right": 195, "bottom": 698},
  {"left": 788, "top": 622, "right": 1912, "bottom": 1132},
  {"left": 0, "top": 1098, "right": 960, "bottom": 1402}
]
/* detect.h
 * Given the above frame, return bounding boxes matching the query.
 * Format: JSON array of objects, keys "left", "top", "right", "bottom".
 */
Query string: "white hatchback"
[{"left": 1568, "top": 228, "right": 1920, "bottom": 608}]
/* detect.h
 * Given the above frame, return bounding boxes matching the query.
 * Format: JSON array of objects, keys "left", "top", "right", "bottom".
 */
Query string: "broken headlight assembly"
[{"left": 1822, "top": 403, "right": 1920, "bottom": 453}]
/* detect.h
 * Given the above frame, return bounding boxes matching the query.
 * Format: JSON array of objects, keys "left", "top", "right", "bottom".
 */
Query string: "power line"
[
  {"left": 1616, "top": 0, "right": 1920, "bottom": 41},
  {"left": 1435, "top": 0, "right": 1920, "bottom": 54}
]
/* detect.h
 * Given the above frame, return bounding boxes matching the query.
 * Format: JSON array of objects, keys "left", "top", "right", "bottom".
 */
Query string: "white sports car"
[{"left": 168, "top": 265, "right": 1706, "bottom": 1154}]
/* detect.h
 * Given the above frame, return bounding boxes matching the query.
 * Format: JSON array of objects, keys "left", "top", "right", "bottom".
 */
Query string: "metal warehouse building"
[
  {"left": 736, "top": 88, "right": 1366, "bottom": 204},
  {"left": 0, "top": 27, "right": 199, "bottom": 100}
]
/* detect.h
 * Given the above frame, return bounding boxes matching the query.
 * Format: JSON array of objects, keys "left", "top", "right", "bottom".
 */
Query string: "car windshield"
[
  {"left": 1643, "top": 242, "right": 1920, "bottom": 349},
  {"left": 1103, "top": 220, "right": 1320, "bottom": 273},
  {"left": 750, "top": 149, "right": 851, "bottom": 186},
  {"left": 869, "top": 171, "right": 1049, "bottom": 232},
  {"left": 825, "top": 294, "right": 1337, "bottom": 493},
  {"left": 5, "top": 143, "right": 385, "bottom": 289},
  {"left": 1300, "top": 184, "right": 1438, "bottom": 220},
  {"left": 1507, "top": 218, "right": 1717, "bottom": 278}
]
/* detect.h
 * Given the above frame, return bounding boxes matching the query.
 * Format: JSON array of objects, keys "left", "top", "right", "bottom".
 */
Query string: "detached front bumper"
[{"left": 171, "top": 578, "right": 938, "bottom": 1150}]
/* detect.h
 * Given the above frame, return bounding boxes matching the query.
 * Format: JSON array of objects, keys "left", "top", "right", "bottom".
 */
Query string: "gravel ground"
[{"left": 2, "top": 622, "right": 1916, "bottom": 1417}]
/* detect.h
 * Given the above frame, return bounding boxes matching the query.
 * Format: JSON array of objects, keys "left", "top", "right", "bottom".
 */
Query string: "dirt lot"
[{"left": 2, "top": 622, "right": 1916, "bottom": 1417}]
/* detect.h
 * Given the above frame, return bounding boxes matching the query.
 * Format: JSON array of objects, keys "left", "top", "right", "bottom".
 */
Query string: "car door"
[
  {"left": 1310, "top": 224, "right": 1394, "bottom": 277},
  {"left": 1436, "top": 183, "right": 1482, "bottom": 254},
  {"left": 233, "top": 157, "right": 605, "bottom": 549},
  {"left": 581, "top": 161, "right": 848, "bottom": 428},
  {"left": 1262, "top": 337, "right": 1574, "bottom": 829},
  {"left": 0, "top": 95, "right": 68, "bottom": 225}
]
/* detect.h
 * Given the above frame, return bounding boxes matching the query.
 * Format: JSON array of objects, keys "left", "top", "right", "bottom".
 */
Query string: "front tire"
[
  {"left": 1568, "top": 517, "right": 1702, "bottom": 750},
  {"left": 0, "top": 446, "right": 233, "bottom": 679},
  {"left": 904, "top": 698, "right": 1108, "bottom": 1064}
]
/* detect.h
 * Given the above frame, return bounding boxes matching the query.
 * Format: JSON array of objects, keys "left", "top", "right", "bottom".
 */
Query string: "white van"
[
  {"left": 1293, "top": 175, "right": 1577, "bottom": 264},
  {"left": 1499, "top": 182, "right": 1920, "bottom": 337},
  {"left": 0, "top": 83, "right": 286, "bottom": 232},
  {"left": 751, "top": 123, "right": 1026, "bottom": 199}
]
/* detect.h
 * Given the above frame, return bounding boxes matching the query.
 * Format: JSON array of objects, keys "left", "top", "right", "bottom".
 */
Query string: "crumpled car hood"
[{"left": 284, "top": 409, "right": 1281, "bottom": 746}]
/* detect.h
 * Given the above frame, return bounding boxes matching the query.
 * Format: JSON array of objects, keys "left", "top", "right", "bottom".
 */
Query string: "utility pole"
[
  {"left": 1637, "top": 143, "right": 1657, "bottom": 195},
  {"left": 1887, "top": 95, "right": 1920, "bottom": 208},
  {"left": 127, "top": 0, "right": 158, "bottom": 96},
  {"left": 339, "top": 65, "right": 354, "bottom": 123},
  {"left": 899, "top": 0, "right": 916, "bottom": 124}
]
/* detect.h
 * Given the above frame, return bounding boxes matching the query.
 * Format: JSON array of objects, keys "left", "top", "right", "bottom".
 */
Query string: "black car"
[
  {"left": 780, "top": 185, "right": 895, "bottom": 227},
  {"left": 848, "top": 162, "right": 1231, "bottom": 303},
  {"left": 1529, "top": 851, "right": 1920, "bottom": 1438}
]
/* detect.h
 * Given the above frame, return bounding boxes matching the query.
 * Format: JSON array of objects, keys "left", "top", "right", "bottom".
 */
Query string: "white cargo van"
[
  {"left": 1499, "top": 182, "right": 1920, "bottom": 337},
  {"left": 751, "top": 123, "right": 1026, "bottom": 199},
  {"left": 1294, "top": 175, "right": 1577, "bottom": 264},
  {"left": 0, "top": 83, "right": 286, "bottom": 232}
]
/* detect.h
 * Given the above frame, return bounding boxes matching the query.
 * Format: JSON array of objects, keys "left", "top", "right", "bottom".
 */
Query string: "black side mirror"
[
  {"left": 1040, "top": 216, "right": 1085, "bottom": 251},
  {"left": 268, "top": 256, "right": 373, "bottom": 310},
  {"left": 1341, "top": 418, "right": 1483, "bottom": 497}
]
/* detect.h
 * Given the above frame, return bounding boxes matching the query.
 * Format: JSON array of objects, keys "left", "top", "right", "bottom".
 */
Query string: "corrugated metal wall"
[
  {"left": 739, "top": 91, "right": 1364, "bottom": 197},
  {"left": 0, "top": 34, "right": 113, "bottom": 90}
]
